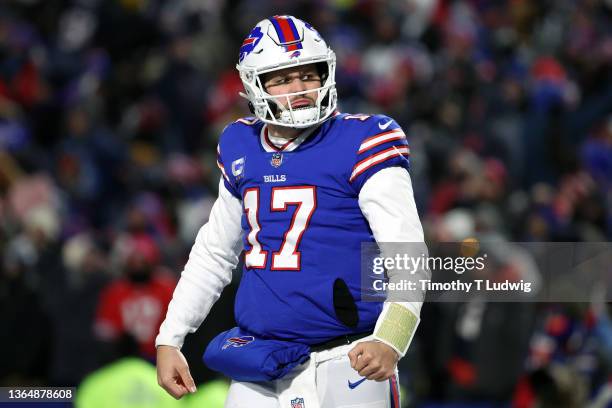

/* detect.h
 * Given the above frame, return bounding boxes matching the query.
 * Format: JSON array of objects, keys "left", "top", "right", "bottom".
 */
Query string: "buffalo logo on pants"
[{"left": 222, "top": 336, "right": 255, "bottom": 350}]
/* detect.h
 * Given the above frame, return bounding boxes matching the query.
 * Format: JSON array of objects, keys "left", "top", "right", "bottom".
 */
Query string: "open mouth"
[{"left": 290, "top": 99, "right": 313, "bottom": 109}]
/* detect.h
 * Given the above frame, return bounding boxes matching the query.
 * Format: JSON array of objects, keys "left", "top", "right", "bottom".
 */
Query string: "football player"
[{"left": 156, "top": 15, "right": 427, "bottom": 408}]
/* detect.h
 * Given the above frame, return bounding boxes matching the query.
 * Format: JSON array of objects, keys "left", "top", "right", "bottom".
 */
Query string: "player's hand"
[
  {"left": 157, "top": 345, "right": 197, "bottom": 399},
  {"left": 348, "top": 341, "right": 399, "bottom": 381}
]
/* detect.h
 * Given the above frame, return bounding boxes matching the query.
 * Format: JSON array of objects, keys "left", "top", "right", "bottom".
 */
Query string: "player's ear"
[{"left": 333, "top": 278, "right": 359, "bottom": 328}]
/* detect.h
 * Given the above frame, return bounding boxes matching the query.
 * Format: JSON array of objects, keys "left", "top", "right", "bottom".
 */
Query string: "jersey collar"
[
  {"left": 259, "top": 111, "right": 341, "bottom": 152},
  {"left": 259, "top": 124, "right": 319, "bottom": 153}
]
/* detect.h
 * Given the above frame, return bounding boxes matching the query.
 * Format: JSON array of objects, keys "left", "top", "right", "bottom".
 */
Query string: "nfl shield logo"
[
  {"left": 271, "top": 152, "right": 283, "bottom": 168},
  {"left": 290, "top": 397, "right": 305, "bottom": 408}
]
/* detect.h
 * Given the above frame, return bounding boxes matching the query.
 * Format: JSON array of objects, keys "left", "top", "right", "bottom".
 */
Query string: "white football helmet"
[{"left": 236, "top": 16, "right": 337, "bottom": 128}]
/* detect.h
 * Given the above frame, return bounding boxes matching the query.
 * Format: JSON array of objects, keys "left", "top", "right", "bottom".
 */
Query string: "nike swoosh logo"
[
  {"left": 378, "top": 120, "right": 393, "bottom": 130},
  {"left": 348, "top": 378, "right": 367, "bottom": 389}
]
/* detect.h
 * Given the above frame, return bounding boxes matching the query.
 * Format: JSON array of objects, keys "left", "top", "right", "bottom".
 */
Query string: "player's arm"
[
  {"left": 156, "top": 177, "right": 243, "bottom": 399},
  {"left": 349, "top": 166, "right": 428, "bottom": 381}
]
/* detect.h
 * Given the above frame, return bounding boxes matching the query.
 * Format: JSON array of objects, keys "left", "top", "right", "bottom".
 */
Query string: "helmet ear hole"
[
  {"left": 316, "top": 62, "right": 328, "bottom": 82},
  {"left": 257, "top": 74, "right": 268, "bottom": 93},
  {"left": 320, "top": 93, "right": 329, "bottom": 109},
  {"left": 266, "top": 101, "right": 278, "bottom": 118}
]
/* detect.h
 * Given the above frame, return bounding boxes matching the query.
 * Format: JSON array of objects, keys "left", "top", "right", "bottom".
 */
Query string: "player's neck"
[{"left": 267, "top": 124, "right": 303, "bottom": 140}]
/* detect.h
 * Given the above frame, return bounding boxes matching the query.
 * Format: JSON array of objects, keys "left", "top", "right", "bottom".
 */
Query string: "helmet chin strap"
[{"left": 279, "top": 107, "right": 319, "bottom": 127}]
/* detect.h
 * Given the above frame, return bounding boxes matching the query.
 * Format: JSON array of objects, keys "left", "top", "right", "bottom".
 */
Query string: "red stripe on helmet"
[{"left": 274, "top": 16, "right": 298, "bottom": 43}]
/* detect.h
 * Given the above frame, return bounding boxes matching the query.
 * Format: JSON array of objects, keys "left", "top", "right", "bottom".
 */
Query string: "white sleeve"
[
  {"left": 358, "top": 166, "right": 425, "bottom": 322},
  {"left": 156, "top": 178, "right": 244, "bottom": 349}
]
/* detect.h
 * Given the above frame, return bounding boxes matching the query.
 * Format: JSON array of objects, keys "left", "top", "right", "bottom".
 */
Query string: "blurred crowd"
[{"left": 0, "top": 0, "right": 610, "bottom": 407}]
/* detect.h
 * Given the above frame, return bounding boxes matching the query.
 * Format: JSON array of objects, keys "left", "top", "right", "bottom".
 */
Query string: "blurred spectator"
[
  {"left": 0, "top": 238, "right": 51, "bottom": 386},
  {"left": 418, "top": 210, "right": 538, "bottom": 404},
  {"left": 45, "top": 233, "right": 110, "bottom": 386},
  {"left": 94, "top": 234, "right": 176, "bottom": 361}
]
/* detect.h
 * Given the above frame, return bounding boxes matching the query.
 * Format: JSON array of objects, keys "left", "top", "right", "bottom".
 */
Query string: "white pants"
[{"left": 224, "top": 338, "right": 400, "bottom": 408}]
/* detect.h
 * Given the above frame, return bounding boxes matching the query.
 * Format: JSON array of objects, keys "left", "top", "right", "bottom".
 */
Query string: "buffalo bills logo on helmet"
[
  {"left": 222, "top": 336, "right": 255, "bottom": 350},
  {"left": 239, "top": 26, "right": 264, "bottom": 62}
]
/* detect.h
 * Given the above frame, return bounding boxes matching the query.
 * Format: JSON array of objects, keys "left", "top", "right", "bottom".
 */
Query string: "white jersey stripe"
[
  {"left": 216, "top": 160, "right": 230, "bottom": 182},
  {"left": 350, "top": 146, "right": 410, "bottom": 182},
  {"left": 358, "top": 129, "right": 405, "bottom": 154},
  {"left": 216, "top": 144, "right": 230, "bottom": 182},
  {"left": 236, "top": 117, "right": 259, "bottom": 126}
]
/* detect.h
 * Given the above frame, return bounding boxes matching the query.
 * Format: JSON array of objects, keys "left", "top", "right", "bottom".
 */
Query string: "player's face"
[{"left": 262, "top": 64, "right": 321, "bottom": 111}]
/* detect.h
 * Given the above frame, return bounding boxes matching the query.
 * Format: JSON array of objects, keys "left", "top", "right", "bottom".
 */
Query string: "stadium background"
[{"left": 0, "top": 0, "right": 610, "bottom": 406}]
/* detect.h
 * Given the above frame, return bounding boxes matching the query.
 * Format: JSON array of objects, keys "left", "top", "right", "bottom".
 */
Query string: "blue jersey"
[{"left": 216, "top": 113, "right": 410, "bottom": 344}]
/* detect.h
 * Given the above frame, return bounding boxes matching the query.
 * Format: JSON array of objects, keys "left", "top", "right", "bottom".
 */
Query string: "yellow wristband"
[{"left": 373, "top": 303, "right": 420, "bottom": 357}]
